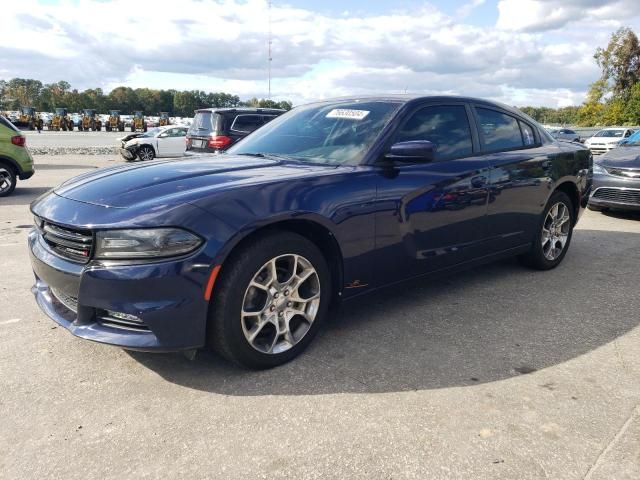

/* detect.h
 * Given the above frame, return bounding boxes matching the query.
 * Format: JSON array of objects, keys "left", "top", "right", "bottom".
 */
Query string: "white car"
[
  {"left": 584, "top": 128, "right": 635, "bottom": 154},
  {"left": 119, "top": 125, "right": 188, "bottom": 161}
]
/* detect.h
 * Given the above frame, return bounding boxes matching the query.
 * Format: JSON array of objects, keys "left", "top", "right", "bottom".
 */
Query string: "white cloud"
[
  {"left": 497, "top": 0, "right": 640, "bottom": 32},
  {"left": 457, "top": 0, "right": 486, "bottom": 19},
  {"left": 0, "top": 0, "right": 639, "bottom": 107}
]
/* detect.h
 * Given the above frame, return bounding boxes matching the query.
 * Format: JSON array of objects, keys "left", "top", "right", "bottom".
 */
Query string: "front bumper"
[
  {"left": 28, "top": 229, "right": 211, "bottom": 351},
  {"left": 589, "top": 173, "right": 640, "bottom": 211},
  {"left": 587, "top": 144, "right": 618, "bottom": 155},
  {"left": 119, "top": 147, "right": 137, "bottom": 161}
]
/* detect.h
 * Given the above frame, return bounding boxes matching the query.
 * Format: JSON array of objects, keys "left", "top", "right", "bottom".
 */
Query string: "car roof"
[
  {"left": 194, "top": 107, "right": 286, "bottom": 114},
  {"left": 297, "top": 94, "right": 538, "bottom": 121}
]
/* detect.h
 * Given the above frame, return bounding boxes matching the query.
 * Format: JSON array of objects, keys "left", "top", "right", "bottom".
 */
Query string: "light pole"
[{"left": 268, "top": 0, "right": 272, "bottom": 100}]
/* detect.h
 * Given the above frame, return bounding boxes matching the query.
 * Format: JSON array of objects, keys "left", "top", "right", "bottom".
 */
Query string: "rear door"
[
  {"left": 187, "top": 111, "right": 219, "bottom": 151},
  {"left": 472, "top": 105, "right": 560, "bottom": 251}
]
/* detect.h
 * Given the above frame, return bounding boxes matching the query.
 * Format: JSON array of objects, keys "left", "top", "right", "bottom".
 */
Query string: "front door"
[{"left": 374, "top": 103, "right": 491, "bottom": 285}]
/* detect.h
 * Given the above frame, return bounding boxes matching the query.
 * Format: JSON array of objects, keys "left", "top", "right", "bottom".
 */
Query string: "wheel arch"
[
  {"left": 553, "top": 180, "right": 580, "bottom": 223},
  {"left": 138, "top": 143, "right": 156, "bottom": 155},
  {"left": 0, "top": 155, "right": 20, "bottom": 175},
  {"left": 215, "top": 216, "right": 344, "bottom": 306}
]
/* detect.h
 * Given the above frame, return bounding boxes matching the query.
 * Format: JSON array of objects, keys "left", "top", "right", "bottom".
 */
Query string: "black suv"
[{"left": 186, "top": 107, "right": 285, "bottom": 153}]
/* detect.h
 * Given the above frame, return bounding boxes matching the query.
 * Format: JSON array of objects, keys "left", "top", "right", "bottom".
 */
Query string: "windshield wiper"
[{"left": 236, "top": 152, "right": 292, "bottom": 160}]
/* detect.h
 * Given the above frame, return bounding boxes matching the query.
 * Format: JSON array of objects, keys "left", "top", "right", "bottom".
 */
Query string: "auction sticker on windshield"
[{"left": 326, "top": 109, "right": 370, "bottom": 120}]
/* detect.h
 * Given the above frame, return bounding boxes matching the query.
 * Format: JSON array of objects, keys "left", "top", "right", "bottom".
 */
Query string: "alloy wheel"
[
  {"left": 139, "top": 148, "right": 154, "bottom": 161},
  {"left": 541, "top": 202, "right": 571, "bottom": 261},
  {"left": 0, "top": 167, "right": 14, "bottom": 194},
  {"left": 241, "top": 254, "right": 321, "bottom": 354}
]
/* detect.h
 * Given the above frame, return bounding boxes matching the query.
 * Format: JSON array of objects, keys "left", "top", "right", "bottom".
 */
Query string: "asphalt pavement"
[{"left": 1, "top": 154, "right": 639, "bottom": 479}]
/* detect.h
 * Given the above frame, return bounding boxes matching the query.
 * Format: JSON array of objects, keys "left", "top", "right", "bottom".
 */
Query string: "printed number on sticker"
[{"left": 326, "top": 109, "right": 370, "bottom": 120}]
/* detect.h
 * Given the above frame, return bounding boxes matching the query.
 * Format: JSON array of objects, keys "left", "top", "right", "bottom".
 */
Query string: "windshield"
[
  {"left": 594, "top": 129, "right": 625, "bottom": 137},
  {"left": 141, "top": 127, "right": 161, "bottom": 137},
  {"left": 620, "top": 130, "right": 640, "bottom": 146},
  {"left": 228, "top": 100, "right": 402, "bottom": 165}
]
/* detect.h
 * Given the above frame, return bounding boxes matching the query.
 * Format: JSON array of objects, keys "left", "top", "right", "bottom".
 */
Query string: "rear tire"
[
  {"left": 519, "top": 191, "right": 575, "bottom": 270},
  {"left": 0, "top": 164, "right": 17, "bottom": 197},
  {"left": 207, "top": 231, "right": 331, "bottom": 369}
]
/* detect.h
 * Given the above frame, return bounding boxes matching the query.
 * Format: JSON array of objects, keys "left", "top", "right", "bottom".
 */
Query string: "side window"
[
  {"left": 625, "top": 130, "right": 632, "bottom": 138},
  {"left": 519, "top": 121, "right": 536, "bottom": 146},
  {"left": 476, "top": 108, "right": 523, "bottom": 151},
  {"left": 395, "top": 105, "right": 473, "bottom": 161},
  {"left": 262, "top": 115, "right": 278, "bottom": 124},
  {"left": 231, "top": 115, "right": 263, "bottom": 133}
]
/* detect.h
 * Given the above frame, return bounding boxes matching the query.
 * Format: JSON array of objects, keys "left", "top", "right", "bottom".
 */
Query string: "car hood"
[
  {"left": 119, "top": 132, "right": 145, "bottom": 143},
  {"left": 599, "top": 146, "right": 640, "bottom": 168},
  {"left": 53, "top": 155, "right": 339, "bottom": 208}
]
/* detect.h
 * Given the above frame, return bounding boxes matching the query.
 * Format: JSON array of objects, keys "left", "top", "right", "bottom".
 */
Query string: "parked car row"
[{"left": 118, "top": 108, "right": 286, "bottom": 161}]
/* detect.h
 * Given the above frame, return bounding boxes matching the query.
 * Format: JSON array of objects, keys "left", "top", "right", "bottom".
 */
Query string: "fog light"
[{"left": 106, "top": 310, "right": 142, "bottom": 323}]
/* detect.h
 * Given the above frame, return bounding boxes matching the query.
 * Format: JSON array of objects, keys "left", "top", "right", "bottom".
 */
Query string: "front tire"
[
  {"left": 208, "top": 231, "right": 331, "bottom": 369},
  {"left": 137, "top": 146, "right": 155, "bottom": 161},
  {"left": 519, "top": 191, "right": 575, "bottom": 270}
]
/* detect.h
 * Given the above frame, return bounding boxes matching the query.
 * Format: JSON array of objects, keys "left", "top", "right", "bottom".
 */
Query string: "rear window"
[
  {"left": 0, "top": 116, "right": 19, "bottom": 132},
  {"left": 476, "top": 108, "right": 524, "bottom": 151},
  {"left": 188, "top": 111, "right": 220, "bottom": 136},
  {"left": 231, "top": 114, "right": 264, "bottom": 133}
]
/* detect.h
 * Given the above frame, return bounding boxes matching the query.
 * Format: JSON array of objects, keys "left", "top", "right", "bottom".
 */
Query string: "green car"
[{"left": 0, "top": 116, "right": 34, "bottom": 197}]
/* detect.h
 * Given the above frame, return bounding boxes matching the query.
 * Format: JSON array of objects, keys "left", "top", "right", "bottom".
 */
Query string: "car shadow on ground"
[
  {"left": 129, "top": 229, "right": 640, "bottom": 395},
  {"left": 601, "top": 209, "right": 640, "bottom": 221},
  {"left": 0, "top": 187, "right": 52, "bottom": 206}
]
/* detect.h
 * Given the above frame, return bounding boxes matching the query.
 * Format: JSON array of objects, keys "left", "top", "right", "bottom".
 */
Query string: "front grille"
[
  {"left": 605, "top": 167, "right": 640, "bottom": 179},
  {"left": 41, "top": 221, "right": 93, "bottom": 263},
  {"left": 51, "top": 289, "right": 78, "bottom": 313},
  {"left": 95, "top": 310, "right": 150, "bottom": 332},
  {"left": 592, "top": 187, "right": 640, "bottom": 205}
]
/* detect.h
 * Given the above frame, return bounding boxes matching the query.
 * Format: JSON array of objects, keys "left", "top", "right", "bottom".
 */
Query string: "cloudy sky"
[{"left": 2, "top": 0, "right": 640, "bottom": 106}]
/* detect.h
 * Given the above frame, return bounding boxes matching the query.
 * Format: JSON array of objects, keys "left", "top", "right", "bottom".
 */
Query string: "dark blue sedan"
[{"left": 29, "top": 96, "right": 592, "bottom": 368}]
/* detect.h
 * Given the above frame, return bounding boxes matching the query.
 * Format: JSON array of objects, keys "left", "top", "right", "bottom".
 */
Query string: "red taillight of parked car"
[
  {"left": 208, "top": 135, "right": 232, "bottom": 149},
  {"left": 186, "top": 136, "right": 192, "bottom": 148},
  {"left": 11, "top": 135, "right": 26, "bottom": 147}
]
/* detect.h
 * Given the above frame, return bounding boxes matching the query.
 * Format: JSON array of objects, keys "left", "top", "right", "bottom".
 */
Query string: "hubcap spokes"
[
  {"left": 0, "top": 168, "right": 12, "bottom": 193},
  {"left": 241, "top": 254, "right": 321, "bottom": 354},
  {"left": 541, "top": 202, "right": 570, "bottom": 261}
]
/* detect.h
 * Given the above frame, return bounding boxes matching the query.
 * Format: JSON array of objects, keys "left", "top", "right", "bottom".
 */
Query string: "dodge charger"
[{"left": 29, "top": 96, "right": 592, "bottom": 369}]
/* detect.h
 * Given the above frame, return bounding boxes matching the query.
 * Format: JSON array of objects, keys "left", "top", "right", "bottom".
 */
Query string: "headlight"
[
  {"left": 95, "top": 228, "right": 202, "bottom": 259},
  {"left": 592, "top": 163, "right": 608, "bottom": 175}
]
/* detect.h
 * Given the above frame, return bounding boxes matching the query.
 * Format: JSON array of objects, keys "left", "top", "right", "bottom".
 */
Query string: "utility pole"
[{"left": 268, "top": 0, "right": 272, "bottom": 100}]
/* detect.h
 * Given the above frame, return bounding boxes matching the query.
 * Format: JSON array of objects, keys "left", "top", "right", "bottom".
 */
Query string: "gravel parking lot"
[{"left": 1, "top": 154, "right": 639, "bottom": 479}]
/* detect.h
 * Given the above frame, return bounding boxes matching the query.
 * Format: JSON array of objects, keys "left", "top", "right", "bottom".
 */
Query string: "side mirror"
[{"left": 385, "top": 140, "right": 436, "bottom": 163}]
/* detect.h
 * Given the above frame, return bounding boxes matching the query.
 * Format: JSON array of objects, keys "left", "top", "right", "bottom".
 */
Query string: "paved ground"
[
  {"left": 23, "top": 130, "right": 125, "bottom": 148},
  {"left": 1, "top": 154, "right": 639, "bottom": 479}
]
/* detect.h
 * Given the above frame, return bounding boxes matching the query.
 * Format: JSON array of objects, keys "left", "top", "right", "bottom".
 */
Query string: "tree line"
[
  {"left": 523, "top": 27, "right": 640, "bottom": 126},
  {"left": 0, "top": 79, "right": 293, "bottom": 116}
]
